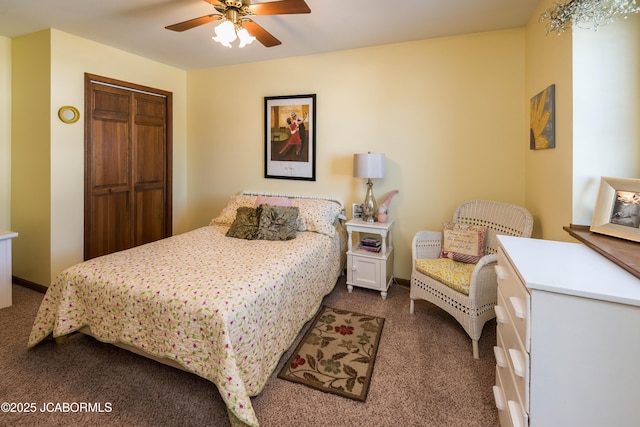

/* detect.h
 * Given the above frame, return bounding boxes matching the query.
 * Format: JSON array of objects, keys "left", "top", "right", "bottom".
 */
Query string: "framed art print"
[
  {"left": 590, "top": 176, "right": 640, "bottom": 243},
  {"left": 530, "top": 84, "right": 555, "bottom": 150},
  {"left": 352, "top": 203, "right": 363, "bottom": 219},
  {"left": 265, "top": 94, "right": 316, "bottom": 180}
]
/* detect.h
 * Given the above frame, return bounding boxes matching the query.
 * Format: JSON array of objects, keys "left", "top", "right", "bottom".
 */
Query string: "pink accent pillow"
[
  {"left": 255, "top": 196, "right": 292, "bottom": 207},
  {"left": 440, "top": 222, "right": 487, "bottom": 264}
]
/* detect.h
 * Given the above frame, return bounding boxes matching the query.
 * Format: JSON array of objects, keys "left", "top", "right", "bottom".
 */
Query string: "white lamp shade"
[{"left": 353, "top": 153, "right": 386, "bottom": 179}]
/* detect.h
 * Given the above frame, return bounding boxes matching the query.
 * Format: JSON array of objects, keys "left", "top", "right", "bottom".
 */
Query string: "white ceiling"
[{"left": 0, "top": 0, "right": 540, "bottom": 70}]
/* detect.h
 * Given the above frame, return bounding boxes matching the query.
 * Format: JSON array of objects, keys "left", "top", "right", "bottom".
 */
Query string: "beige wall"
[
  {"left": 11, "top": 30, "right": 52, "bottom": 286},
  {"left": 11, "top": 29, "right": 188, "bottom": 285},
  {"left": 187, "top": 29, "right": 527, "bottom": 280},
  {"left": 8, "top": 5, "right": 634, "bottom": 285},
  {"left": 525, "top": 0, "right": 575, "bottom": 241},
  {"left": 0, "top": 36, "right": 10, "bottom": 231}
]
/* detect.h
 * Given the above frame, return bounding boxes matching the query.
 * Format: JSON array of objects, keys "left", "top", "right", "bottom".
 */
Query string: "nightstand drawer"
[{"left": 496, "top": 248, "right": 531, "bottom": 352}]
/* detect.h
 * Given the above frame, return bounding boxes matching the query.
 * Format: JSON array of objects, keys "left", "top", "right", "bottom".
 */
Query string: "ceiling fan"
[{"left": 165, "top": 0, "right": 311, "bottom": 48}]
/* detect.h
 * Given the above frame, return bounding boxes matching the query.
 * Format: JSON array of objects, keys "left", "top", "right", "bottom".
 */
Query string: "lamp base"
[{"left": 362, "top": 179, "right": 377, "bottom": 223}]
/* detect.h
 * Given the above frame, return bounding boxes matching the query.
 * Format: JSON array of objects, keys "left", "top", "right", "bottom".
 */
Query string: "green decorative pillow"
[
  {"left": 440, "top": 222, "right": 487, "bottom": 264},
  {"left": 257, "top": 205, "right": 299, "bottom": 241},
  {"left": 225, "top": 207, "right": 261, "bottom": 240}
]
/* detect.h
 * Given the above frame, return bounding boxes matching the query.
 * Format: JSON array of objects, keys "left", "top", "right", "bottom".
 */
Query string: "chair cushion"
[{"left": 415, "top": 258, "right": 475, "bottom": 295}]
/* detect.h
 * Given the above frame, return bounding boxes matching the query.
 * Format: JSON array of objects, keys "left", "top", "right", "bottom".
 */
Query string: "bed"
[{"left": 28, "top": 192, "right": 347, "bottom": 427}]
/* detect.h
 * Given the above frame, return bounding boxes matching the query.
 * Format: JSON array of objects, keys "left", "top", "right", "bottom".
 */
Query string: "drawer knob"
[
  {"left": 494, "top": 305, "right": 506, "bottom": 324},
  {"left": 509, "top": 348, "right": 526, "bottom": 378},
  {"left": 508, "top": 400, "right": 528, "bottom": 427},
  {"left": 493, "top": 346, "right": 507, "bottom": 368},
  {"left": 493, "top": 385, "right": 506, "bottom": 411},
  {"left": 509, "top": 296, "right": 526, "bottom": 319}
]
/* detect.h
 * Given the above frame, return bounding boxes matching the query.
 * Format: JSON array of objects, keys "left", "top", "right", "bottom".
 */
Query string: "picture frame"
[
  {"left": 590, "top": 177, "right": 640, "bottom": 243},
  {"left": 530, "top": 84, "right": 555, "bottom": 150},
  {"left": 352, "top": 203, "right": 363, "bottom": 219},
  {"left": 264, "top": 94, "right": 316, "bottom": 180}
]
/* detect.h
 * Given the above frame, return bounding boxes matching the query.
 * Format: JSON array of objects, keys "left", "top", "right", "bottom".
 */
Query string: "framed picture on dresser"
[{"left": 590, "top": 176, "right": 640, "bottom": 243}]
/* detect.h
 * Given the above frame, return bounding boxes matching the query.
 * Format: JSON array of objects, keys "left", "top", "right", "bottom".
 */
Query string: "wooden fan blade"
[
  {"left": 243, "top": 20, "right": 281, "bottom": 47},
  {"left": 203, "top": 0, "right": 224, "bottom": 5},
  {"left": 248, "top": 0, "right": 310, "bottom": 15},
  {"left": 165, "top": 14, "right": 222, "bottom": 32}
]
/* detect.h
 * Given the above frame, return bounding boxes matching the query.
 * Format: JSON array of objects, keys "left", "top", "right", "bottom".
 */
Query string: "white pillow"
[
  {"left": 292, "top": 198, "right": 342, "bottom": 237},
  {"left": 210, "top": 194, "right": 258, "bottom": 225}
]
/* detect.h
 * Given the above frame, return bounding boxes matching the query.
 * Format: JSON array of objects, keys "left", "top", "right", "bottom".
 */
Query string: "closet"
[{"left": 84, "top": 74, "right": 172, "bottom": 260}]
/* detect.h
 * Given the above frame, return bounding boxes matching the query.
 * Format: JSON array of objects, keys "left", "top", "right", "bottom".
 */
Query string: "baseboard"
[
  {"left": 395, "top": 277, "right": 410, "bottom": 288},
  {"left": 12, "top": 276, "right": 47, "bottom": 294}
]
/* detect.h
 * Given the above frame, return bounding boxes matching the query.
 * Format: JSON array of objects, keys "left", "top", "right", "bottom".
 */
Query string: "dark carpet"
[{"left": 0, "top": 278, "right": 497, "bottom": 426}]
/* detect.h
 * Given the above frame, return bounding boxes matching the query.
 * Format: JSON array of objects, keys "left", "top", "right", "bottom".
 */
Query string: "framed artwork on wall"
[
  {"left": 590, "top": 176, "right": 640, "bottom": 243},
  {"left": 530, "top": 84, "right": 555, "bottom": 150},
  {"left": 264, "top": 94, "right": 316, "bottom": 180}
]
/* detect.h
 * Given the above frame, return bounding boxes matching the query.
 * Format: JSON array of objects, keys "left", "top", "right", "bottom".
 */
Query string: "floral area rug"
[{"left": 277, "top": 305, "right": 385, "bottom": 401}]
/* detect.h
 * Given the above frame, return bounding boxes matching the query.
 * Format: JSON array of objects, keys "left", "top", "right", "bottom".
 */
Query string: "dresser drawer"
[
  {"left": 494, "top": 366, "right": 513, "bottom": 427},
  {"left": 496, "top": 288, "right": 530, "bottom": 411},
  {"left": 495, "top": 328, "right": 520, "bottom": 408},
  {"left": 495, "top": 361, "right": 528, "bottom": 427},
  {"left": 496, "top": 248, "right": 531, "bottom": 352}
]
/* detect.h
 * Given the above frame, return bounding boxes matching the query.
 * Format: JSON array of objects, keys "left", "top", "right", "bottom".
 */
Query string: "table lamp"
[{"left": 353, "top": 152, "right": 386, "bottom": 222}]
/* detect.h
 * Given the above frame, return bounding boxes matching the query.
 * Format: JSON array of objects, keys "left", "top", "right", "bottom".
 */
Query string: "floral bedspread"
[{"left": 28, "top": 223, "right": 344, "bottom": 427}]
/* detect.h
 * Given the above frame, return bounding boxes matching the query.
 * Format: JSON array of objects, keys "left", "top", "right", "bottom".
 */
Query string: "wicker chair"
[{"left": 410, "top": 200, "right": 533, "bottom": 359}]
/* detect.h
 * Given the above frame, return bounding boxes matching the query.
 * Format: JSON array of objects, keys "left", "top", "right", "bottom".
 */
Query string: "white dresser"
[
  {"left": 494, "top": 235, "right": 640, "bottom": 427},
  {"left": 0, "top": 230, "right": 18, "bottom": 309}
]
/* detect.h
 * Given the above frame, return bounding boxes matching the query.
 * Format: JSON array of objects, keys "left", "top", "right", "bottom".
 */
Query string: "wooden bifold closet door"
[{"left": 84, "top": 74, "right": 172, "bottom": 260}]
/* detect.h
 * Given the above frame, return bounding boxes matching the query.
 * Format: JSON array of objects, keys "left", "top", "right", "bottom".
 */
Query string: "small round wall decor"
[{"left": 58, "top": 106, "right": 80, "bottom": 124}]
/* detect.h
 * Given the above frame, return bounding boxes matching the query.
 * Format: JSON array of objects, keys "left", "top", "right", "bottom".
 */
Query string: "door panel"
[
  {"left": 133, "top": 93, "right": 167, "bottom": 247},
  {"left": 135, "top": 124, "right": 165, "bottom": 184},
  {"left": 93, "top": 92, "right": 129, "bottom": 116},
  {"left": 89, "top": 191, "right": 132, "bottom": 258},
  {"left": 135, "top": 187, "right": 166, "bottom": 246},
  {"left": 91, "top": 120, "right": 130, "bottom": 187}
]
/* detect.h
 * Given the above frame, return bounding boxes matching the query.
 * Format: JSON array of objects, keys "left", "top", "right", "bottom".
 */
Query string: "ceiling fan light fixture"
[
  {"left": 237, "top": 27, "right": 256, "bottom": 48},
  {"left": 212, "top": 19, "right": 237, "bottom": 47},
  {"left": 168, "top": 0, "right": 311, "bottom": 48}
]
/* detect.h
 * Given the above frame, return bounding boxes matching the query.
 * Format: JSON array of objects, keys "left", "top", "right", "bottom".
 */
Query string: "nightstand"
[{"left": 345, "top": 219, "right": 394, "bottom": 299}]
